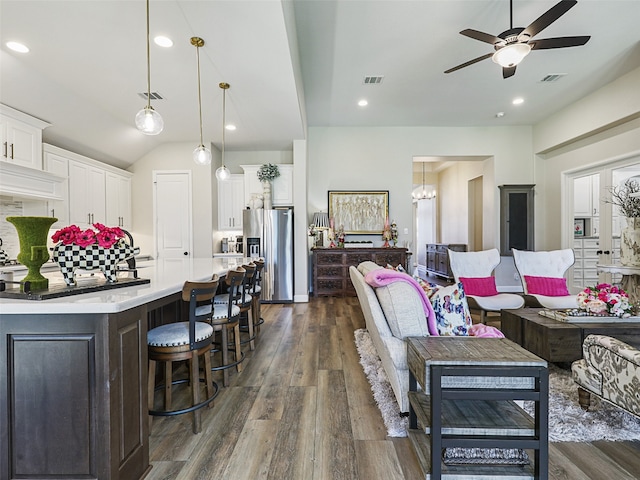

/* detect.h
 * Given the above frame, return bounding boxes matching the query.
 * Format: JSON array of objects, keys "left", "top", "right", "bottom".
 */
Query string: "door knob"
[{"left": 183, "top": 251, "right": 189, "bottom": 256}]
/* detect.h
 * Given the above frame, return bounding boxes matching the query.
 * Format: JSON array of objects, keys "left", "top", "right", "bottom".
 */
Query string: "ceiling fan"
[{"left": 444, "top": 0, "right": 590, "bottom": 79}]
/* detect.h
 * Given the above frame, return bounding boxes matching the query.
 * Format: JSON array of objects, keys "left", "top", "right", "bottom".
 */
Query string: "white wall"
[
  {"left": 128, "top": 142, "right": 214, "bottom": 257},
  {"left": 307, "top": 126, "right": 534, "bottom": 250}
]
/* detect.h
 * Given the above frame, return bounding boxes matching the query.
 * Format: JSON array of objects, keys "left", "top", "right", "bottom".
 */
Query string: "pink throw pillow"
[
  {"left": 524, "top": 275, "right": 569, "bottom": 296},
  {"left": 459, "top": 276, "right": 498, "bottom": 296}
]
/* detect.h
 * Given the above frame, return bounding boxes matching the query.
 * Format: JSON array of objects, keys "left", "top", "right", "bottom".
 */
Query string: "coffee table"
[
  {"left": 406, "top": 337, "right": 548, "bottom": 479},
  {"left": 501, "top": 308, "right": 640, "bottom": 363}
]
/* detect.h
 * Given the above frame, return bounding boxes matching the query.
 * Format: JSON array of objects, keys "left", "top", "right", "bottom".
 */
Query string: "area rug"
[{"left": 354, "top": 329, "right": 640, "bottom": 442}]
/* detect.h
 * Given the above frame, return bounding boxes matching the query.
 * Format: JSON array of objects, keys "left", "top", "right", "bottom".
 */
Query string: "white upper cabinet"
[
  {"left": 0, "top": 104, "right": 50, "bottom": 170},
  {"left": 241, "top": 164, "right": 294, "bottom": 207},
  {"left": 105, "top": 172, "right": 132, "bottom": 229},
  {"left": 574, "top": 174, "right": 600, "bottom": 218},
  {"left": 218, "top": 174, "right": 244, "bottom": 230},
  {"left": 69, "top": 160, "right": 106, "bottom": 226},
  {"left": 43, "top": 146, "right": 70, "bottom": 228}
]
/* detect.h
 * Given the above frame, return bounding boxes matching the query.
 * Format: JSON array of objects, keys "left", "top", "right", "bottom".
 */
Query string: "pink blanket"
[
  {"left": 364, "top": 269, "right": 439, "bottom": 336},
  {"left": 469, "top": 323, "right": 504, "bottom": 338}
]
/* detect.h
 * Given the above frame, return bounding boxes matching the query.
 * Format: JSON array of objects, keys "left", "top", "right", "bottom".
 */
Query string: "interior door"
[{"left": 153, "top": 171, "right": 192, "bottom": 259}]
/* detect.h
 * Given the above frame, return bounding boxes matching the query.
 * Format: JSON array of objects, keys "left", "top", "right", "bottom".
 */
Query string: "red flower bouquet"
[{"left": 52, "top": 223, "right": 125, "bottom": 248}]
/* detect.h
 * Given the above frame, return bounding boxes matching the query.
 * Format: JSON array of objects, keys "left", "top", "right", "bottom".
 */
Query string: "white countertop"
[{"left": 0, "top": 257, "right": 248, "bottom": 315}]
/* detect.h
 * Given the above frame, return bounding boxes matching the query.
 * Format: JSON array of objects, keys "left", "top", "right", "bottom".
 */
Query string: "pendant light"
[
  {"left": 135, "top": 0, "right": 164, "bottom": 135},
  {"left": 191, "top": 37, "right": 211, "bottom": 166},
  {"left": 215, "top": 82, "right": 231, "bottom": 181}
]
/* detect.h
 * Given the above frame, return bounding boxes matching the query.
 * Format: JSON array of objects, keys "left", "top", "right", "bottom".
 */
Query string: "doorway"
[
  {"left": 153, "top": 171, "right": 193, "bottom": 259},
  {"left": 468, "top": 176, "right": 483, "bottom": 251}
]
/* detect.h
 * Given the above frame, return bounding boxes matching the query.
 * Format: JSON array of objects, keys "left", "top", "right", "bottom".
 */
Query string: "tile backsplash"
[{"left": 0, "top": 199, "right": 24, "bottom": 259}]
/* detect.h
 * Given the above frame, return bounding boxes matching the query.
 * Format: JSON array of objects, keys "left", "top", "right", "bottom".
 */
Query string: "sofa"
[
  {"left": 571, "top": 334, "right": 640, "bottom": 418},
  {"left": 349, "top": 261, "right": 430, "bottom": 413}
]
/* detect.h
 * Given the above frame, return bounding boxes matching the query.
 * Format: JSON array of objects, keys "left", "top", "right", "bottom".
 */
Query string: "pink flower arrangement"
[
  {"left": 52, "top": 223, "right": 125, "bottom": 249},
  {"left": 576, "top": 283, "right": 632, "bottom": 317}
]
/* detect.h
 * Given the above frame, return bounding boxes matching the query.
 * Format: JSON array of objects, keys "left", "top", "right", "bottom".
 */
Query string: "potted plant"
[{"left": 256, "top": 163, "right": 280, "bottom": 209}]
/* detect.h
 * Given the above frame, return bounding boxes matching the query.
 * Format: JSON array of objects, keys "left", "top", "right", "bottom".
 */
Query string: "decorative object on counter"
[
  {"left": 574, "top": 218, "right": 585, "bottom": 237},
  {"left": 607, "top": 179, "right": 640, "bottom": 266},
  {"left": 215, "top": 82, "right": 232, "bottom": 181},
  {"left": 328, "top": 190, "right": 389, "bottom": 234},
  {"left": 190, "top": 36, "right": 212, "bottom": 166},
  {"left": 382, "top": 217, "right": 392, "bottom": 248},
  {"left": 248, "top": 193, "right": 264, "bottom": 209},
  {"left": 337, "top": 224, "right": 345, "bottom": 248},
  {"left": 257, "top": 163, "right": 280, "bottom": 209},
  {"left": 134, "top": 0, "right": 163, "bottom": 135},
  {"left": 51, "top": 223, "right": 140, "bottom": 286},
  {"left": 0, "top": 238, "right": 8, "bottom": 265},
  {"left": 327, "top": 217, "right": 337, "bottom": 248},
  {"left": 390, "top": 220, "right": 398, "bottom": 247},
  {"left": 577, "top": 283, "right": 632, "bottom": 318},
  {"left": 6, "top": 216, "right": 57, "bottom": 291}
]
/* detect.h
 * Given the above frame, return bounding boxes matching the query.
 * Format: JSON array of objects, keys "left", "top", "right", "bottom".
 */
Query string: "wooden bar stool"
[
  {"left": 199, "top": 268, "right": 245, "bottom": 387},
  {"left": 147, "top": 278, "right": 219, "bottom": 434},
  {"left": 251, "top": 259, "right": 265, "bottom": 335},
  {"left": 215, "top": 263, "right": 256, "bottom": 351}
]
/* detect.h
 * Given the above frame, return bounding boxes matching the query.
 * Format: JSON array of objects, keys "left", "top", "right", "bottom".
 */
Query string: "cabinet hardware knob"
[
  {"left": 596, "top": 250, "right": 603, "bottom": 255},
  {"left": 604, "top": 250, "right": 610, "bottom": 255}
]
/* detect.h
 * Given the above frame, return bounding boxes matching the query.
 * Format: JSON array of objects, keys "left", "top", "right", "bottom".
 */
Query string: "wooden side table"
[{"left": 406, "top": 337, "right": 549, "bottom": 479}]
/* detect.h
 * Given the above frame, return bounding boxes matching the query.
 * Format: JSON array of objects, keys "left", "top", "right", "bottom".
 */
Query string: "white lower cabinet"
[
  {"left": 218, "top": 174, "right": 244, "bottom": 230},
  {"left": 573, "top": 237, "right": 622, "bottom": 289}
]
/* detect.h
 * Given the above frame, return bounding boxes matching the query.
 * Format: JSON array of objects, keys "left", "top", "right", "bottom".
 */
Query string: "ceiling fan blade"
[
  {"left": 520, "top": 0, "right": 577, "bottom": 40},
  {"left": 530, "top": 36, "right": 591, "bottom": 50},
  {"left": 460, "top": 29, "right": 503, "bottom": 45},
  {"left": 503, "top": 66, "right": 516, "bottom": 79},
  {"left": 444, "top": 53, "right": 494, "bottom": 74}
]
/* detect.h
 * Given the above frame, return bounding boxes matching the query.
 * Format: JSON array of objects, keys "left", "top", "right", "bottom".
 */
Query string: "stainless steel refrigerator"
[{"left": 243, "top": 207, "right": 294, "bottom": 303}]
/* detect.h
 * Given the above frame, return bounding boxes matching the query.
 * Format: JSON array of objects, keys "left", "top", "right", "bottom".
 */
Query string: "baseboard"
[{"left": 294, "top": 294, "right": 309, "bottom": 303}]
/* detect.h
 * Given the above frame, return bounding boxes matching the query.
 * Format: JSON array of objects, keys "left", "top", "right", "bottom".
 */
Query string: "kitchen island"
[{"left": 0, "top": 257, "right": 245, "bottom": 480}]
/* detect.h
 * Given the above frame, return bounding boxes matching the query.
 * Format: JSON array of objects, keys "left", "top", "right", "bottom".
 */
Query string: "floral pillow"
[
  {"left": 415, "top": 277, "right": 441, "bottom": 300},
  {"left": 430, "top": 282, "right": 473, "bottom": 336}
]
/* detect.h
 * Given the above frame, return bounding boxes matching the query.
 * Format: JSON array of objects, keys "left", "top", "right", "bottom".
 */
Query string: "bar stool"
[
  {"left": 215, "top": 263, "right": 256, "bottom": 351},
  {"left": 198, "top": 268, "right": 245, "bottom": 387},
  {"left": 147, "top": 278, "right": 219, "bottom": 434},
  {"left": 251, "top": 259, "right": 265, "bottom": 335}
]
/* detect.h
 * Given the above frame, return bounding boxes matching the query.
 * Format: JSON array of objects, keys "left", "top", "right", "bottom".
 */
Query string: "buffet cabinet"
[
  {"left": 426, "top": 243, "right": 466, "bottom": 280},
  {"left": 312, "top": 247, "right": 408, "bottom": 296}
]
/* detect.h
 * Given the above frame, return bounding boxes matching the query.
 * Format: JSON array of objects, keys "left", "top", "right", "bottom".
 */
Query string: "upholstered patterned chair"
[
  {"left": 571, "top": 334, "right": 640, "bottom": 418},
  {"left": 512, "top": 248, "right": 578, "bottom": 309},
  {"left": 448, "top": 248, "right": 525, "bottom": 323}
]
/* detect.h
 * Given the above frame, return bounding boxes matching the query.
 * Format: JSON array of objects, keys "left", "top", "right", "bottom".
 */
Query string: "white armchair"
[
  {"left": 448, "top": 248, "right": 525, "bottom": 323},
  {"left": 512, "top": 248, "right": 578, "bottom": 309}
]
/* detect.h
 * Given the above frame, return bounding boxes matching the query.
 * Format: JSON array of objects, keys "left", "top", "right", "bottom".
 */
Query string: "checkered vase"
[{"left": 53, "top": 240, "right": 138, "bottom": 286}]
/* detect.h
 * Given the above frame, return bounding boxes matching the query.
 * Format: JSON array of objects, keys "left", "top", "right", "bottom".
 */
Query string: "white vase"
[
  {"left": 262, "top": 181, "right": 272, "bottom": 209},
  {"left": 620, "top": 217, "right": 640, "bottom": 266},
  {"left": 248, "top": 193, "right": 263, "bottom": 209}
]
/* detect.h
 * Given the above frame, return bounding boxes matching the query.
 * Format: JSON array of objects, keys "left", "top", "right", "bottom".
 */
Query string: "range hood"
[{"left": 0, "top": 162, "right": 65, "bottom": 201}]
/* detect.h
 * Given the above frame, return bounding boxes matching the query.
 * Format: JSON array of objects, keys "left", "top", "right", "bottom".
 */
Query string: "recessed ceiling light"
[
  {"left": 225, "top": 124, "right": 236, "bottom": 131},
  {"left": 358, "top": 99, "right": 368, "bottom": 107},
  {"left": 495, "top": 112, "right": 505, "bottom": 118},
  {"left": 512, "top": 97, "right": 524, "bottom": 105},
  {"left": 154, "top": 36, "right": 173, "bottom": 48},
  {"left": 6, "top": 41, "right": 29, "bottom": 53}
]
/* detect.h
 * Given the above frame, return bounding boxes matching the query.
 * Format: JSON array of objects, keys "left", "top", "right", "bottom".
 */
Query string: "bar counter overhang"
[{"left": 0, "top": 257, "right": 244, "bottom": 480}]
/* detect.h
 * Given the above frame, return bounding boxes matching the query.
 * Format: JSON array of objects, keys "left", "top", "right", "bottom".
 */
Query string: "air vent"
[
  {"left": 539, "top": 74, "right": 567, "bottom": 83},
  {"left": 138, "top": 92, "right": 164, "bottom": 100},
  {"left": 363, "top": 76, "right": 384, "bottom": 85}
]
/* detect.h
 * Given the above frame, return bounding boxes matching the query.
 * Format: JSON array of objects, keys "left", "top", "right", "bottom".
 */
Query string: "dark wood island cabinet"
[{"left": 312, "top": 247, "right": 408, "bottom": 296}]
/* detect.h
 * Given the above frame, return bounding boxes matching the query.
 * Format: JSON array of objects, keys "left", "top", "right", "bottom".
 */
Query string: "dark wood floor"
[{"left": 145, "top": 296, "right": 640, "bottom": 480}]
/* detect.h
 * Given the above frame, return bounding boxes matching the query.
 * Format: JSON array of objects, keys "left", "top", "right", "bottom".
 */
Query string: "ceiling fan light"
[
  {"left": 492, "top": 43, "right": 531, "bottom": 68},
  {"left": 135, "top": 106, "right": 164, "bottom": 135},
  {"left": 193, "top": 144, "right": 212, "bottom": 165}
]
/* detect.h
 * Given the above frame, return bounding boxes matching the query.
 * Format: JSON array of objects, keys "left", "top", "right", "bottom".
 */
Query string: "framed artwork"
[
  {"left": 328, "top": 190, "right": 389, "bottom": 234},
  {"left": 574, "top": 219, "right": 585, "bottom": 237}
]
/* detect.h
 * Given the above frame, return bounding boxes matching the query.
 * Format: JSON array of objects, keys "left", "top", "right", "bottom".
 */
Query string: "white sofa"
[{"left": 350, "top": 261, "right": 431, "bottom": 413}]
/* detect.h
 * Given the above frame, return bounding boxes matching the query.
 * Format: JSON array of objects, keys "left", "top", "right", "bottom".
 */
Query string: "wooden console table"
[
  {"left": 312, "top": 247, "right": 408, "bottom": 296},
  {"left": 426, "top": 243, "right": 466, "bottom": 280},
  {"left": 407, "top": 337, "right": 548, "bottom": 479}
]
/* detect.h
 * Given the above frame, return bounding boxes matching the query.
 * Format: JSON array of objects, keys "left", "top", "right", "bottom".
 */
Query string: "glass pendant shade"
[
  {"left": 215, "top": 165, "right": 231, "bottom": 181},
  {"left": 135, "top": 106, "right": 164, "bottom": 135},
  {"left": 492, "top": 43, "right": 531, "bottom": 68},
  {"left": 193, "top": 144, "right": 212, "bottom": 166}
]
